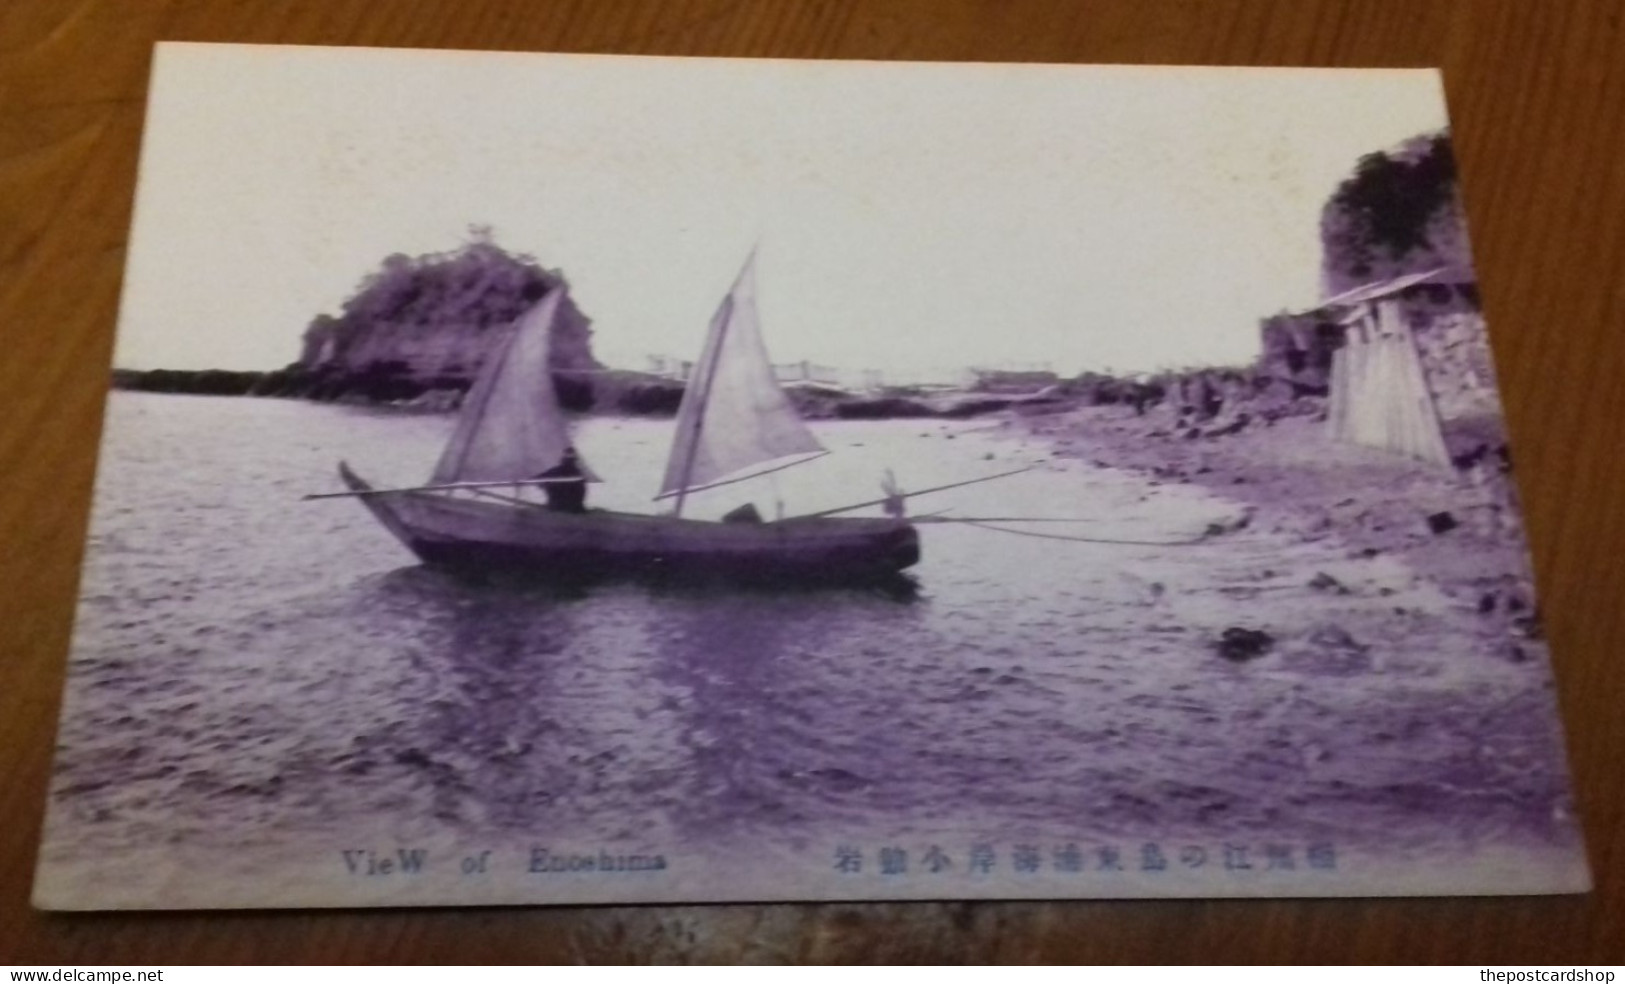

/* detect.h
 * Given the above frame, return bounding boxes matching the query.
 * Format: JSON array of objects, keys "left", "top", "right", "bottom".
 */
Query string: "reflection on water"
[
  {"left": 44, "top": 393, "right": 1581, "bottom": 870},
  {"left": 339, "top": 565, "right": 929, "bottom": 845}
]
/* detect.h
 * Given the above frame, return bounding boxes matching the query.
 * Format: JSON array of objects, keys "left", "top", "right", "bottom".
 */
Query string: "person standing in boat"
[{"left": 535, "top": 446, "right": 588, "bottom": 513}]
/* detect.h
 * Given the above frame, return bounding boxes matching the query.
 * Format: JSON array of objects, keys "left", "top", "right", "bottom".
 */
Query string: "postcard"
[{"left": 33, "top": 43, "right": 1589, "bottom": 909}]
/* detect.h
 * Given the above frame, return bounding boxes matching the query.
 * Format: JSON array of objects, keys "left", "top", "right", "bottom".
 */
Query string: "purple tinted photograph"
[{"left": 33, "top": 44, "right": 1588, "bottom": 909}]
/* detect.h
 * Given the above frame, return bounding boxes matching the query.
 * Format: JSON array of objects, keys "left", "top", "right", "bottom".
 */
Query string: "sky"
[{"left": 114, "top": 45, "right": 1452, "bottom": 378}]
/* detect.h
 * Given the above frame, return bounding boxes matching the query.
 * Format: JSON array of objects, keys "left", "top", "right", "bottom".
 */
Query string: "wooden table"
[{"left": 2, "top": 0, "right": 1620, "bottom": 964}]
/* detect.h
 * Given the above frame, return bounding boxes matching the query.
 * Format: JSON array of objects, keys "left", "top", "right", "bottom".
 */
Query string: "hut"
[{"left": 1323, "top": 272, "right": 1451, "bottom": 465}]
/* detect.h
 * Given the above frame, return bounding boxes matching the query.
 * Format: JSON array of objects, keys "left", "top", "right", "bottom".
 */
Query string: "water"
[{"left": 38, "top": 392, "right": 1583, "bottom": 904}]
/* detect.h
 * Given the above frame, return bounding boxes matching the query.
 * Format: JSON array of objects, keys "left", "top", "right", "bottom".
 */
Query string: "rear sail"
[
  {"left": 657, "top": 252, "right": 827, "bottom": 503},
  {"left": 430, "top": 288, "right": 593, "bottom": 484}
]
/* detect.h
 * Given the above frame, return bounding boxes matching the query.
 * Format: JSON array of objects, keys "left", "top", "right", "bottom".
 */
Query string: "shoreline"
[
  {"left": 1009, "top": 402, "right": 1543, "bottom": 662},
  {"left": 108, "top": 367, "right": 1065, "bottom": 422}
]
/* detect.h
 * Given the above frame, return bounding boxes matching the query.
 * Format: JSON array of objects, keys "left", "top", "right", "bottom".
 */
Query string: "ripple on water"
[{"left": 42, "top": 394, "right": 1582, "bottom": 862}]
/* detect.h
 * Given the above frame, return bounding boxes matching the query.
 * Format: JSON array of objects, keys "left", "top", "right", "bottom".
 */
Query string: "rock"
[
  {"left": 1203, "top": 509, "right": 1255, "bottom": 538},
  {"left": 1478, "top": 591, "right": 1497, "bottom": 614},
  {"left": 1284, "top": 625, "right": 1373, "bottom": 675},
  {"left": 1426, "top": 511, "right": 1459, "bottom": 535},
  {"left": 1215, "top": 627, "right": 1274, "bottom": 662},
  {"left": 1307, "top": 625, "right": 1367, "bottom": 652},
  {"left": 1511, "top": 612, "right": 1544, "bottom": 640},
  {"left": 1204, "top": 413, "right": 1251, "bottom": 438},
  {"left": 1451, "top": 443, "right": 1490, "bottom": 471}
]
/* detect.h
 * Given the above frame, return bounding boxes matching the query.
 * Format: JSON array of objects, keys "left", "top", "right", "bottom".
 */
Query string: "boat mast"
[{"left": 671, "top": 298, "right": 733, "bottom": 518}]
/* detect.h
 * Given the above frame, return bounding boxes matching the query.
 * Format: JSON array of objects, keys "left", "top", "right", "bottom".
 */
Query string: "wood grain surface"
[{"left": 2, "top": 0, "right": 1621, "bottom": 965}]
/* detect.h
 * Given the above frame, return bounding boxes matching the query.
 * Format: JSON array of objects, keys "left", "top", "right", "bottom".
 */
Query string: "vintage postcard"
[{"left": 34, "top": 44, "right": 1589, "bottom": 909}]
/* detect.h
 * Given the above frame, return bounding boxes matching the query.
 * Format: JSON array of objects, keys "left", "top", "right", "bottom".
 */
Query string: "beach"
[{"left": 1014, "top": 400, "right": 1540, "bottom": 659}]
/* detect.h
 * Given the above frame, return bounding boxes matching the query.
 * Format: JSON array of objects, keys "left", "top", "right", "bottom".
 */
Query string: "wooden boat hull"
[{"left": 338, "top": 462, "right": 920, "bottom": 582}]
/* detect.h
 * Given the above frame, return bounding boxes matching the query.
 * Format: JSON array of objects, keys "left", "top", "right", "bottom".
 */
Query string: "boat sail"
[
  {"left": 428, "top": 287, "right": 600, "bottom": 487},
  {"left": 658, "top": 253, "right": 827, "bottom": 512},
  {"left": 324, "top": 255, "right": 921, "bottom": 582}
]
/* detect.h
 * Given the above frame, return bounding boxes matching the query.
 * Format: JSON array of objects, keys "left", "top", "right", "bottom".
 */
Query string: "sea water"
[{"left": 37, "top": 392, "right": 1581, "bottom": 901}]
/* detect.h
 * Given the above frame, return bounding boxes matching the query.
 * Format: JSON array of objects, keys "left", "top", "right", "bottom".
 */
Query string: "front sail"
[
  {"left": 657, "top": 254, "right": 826, "bottom": 500},
  {"left": 430, "top": 288, "right": 590, "bottom": 484}
]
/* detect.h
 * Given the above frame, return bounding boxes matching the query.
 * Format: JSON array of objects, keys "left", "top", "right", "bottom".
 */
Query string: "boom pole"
[
  {"left": 302, "top": 476, "right": 588, "bottom": 500},
  {"left": 786, "top": 467, "right": 1031, "bottom": 519}
]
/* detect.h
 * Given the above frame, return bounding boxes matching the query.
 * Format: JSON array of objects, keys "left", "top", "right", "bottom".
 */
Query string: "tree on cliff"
[
  {"left": 1320, "top": 132, "right": 1473, "bottom": 295},
  {"left": 300, "top": 226, "right": 599, "bottom": 383}
]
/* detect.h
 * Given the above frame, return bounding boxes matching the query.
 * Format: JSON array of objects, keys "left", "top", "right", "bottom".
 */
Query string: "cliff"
[
  {"left": 1054, "top": 131, "right": 1503, "bottom": 462},
  {"left": 1256, "top": 130, "right": 1496, "bottom": 427}
]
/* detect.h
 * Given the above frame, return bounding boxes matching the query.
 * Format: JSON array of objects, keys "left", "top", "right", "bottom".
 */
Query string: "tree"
[{"left": 1320, "top": 132, "right": 1471, "bottom": 294}]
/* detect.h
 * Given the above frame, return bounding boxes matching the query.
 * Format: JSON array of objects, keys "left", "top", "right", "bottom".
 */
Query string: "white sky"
[{"left": 114, "top": 45, "right": 1451, "bottom": 377}]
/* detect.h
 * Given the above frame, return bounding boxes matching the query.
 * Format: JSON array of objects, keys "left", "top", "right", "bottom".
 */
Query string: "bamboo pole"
[
  {"left": 653, "top": 451, "right": 829, "bottom": 502},
  {"left": 785, "top": 467, "right": 1031, "bottom": 519}
]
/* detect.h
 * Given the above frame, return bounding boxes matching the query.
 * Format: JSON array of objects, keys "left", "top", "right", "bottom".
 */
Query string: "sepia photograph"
[{"left": 32, "top": 44, "right": 1589, "bottom": 910}]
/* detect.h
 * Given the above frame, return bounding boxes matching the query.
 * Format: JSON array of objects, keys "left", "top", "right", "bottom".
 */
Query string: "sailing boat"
[{"left": 331, "top": 254, "right": 921, "bottom": 581}]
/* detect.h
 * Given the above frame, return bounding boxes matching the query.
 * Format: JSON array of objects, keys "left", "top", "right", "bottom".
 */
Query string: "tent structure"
[{"left": 1319, "top": 270, "right": 1453, "bottom": 467}]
